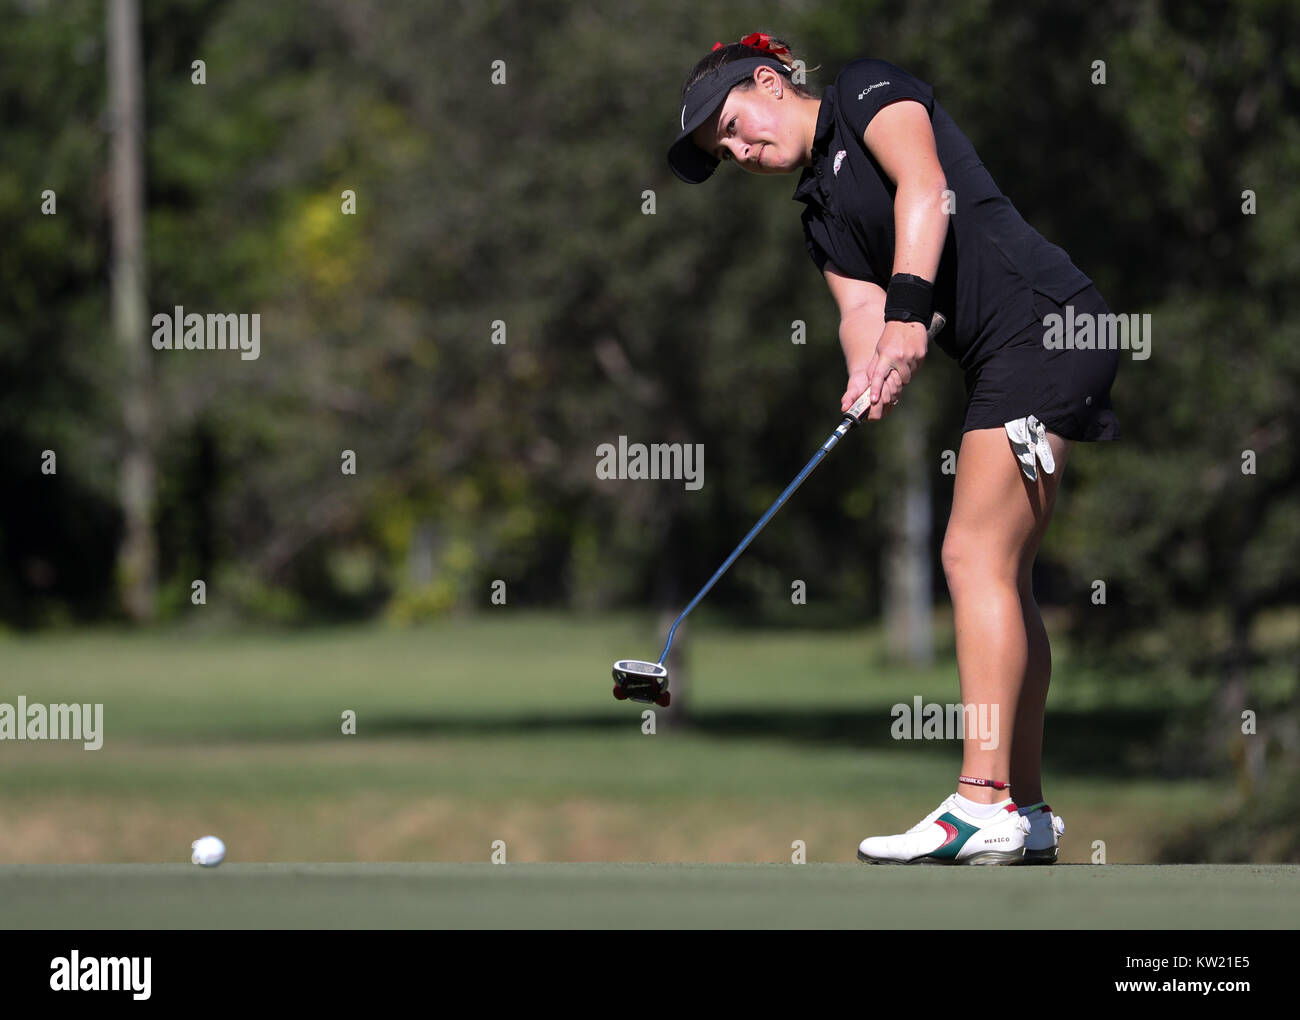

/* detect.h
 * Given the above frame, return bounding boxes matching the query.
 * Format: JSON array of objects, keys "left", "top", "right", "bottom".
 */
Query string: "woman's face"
[{"left": 691, "top": 70, "right": 800, "bottom": 175}]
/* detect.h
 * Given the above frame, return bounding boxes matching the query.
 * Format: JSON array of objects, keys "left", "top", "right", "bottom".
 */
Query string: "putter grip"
[{"left": 844, "top": 310, "right": 947, "bottom": 422}]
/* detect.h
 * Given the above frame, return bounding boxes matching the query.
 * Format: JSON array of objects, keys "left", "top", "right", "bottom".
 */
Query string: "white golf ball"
[{"left": 191, "top": 835, "right": 226, "bottom": 867}]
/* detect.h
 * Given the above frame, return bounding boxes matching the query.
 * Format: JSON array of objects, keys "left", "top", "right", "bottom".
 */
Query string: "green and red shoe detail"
[
  {"left": 924, "top": 804, "right": 1019, "bottom": 861},
  {"left": 924, "top": 814, "right": 980, "bottom": 861}
]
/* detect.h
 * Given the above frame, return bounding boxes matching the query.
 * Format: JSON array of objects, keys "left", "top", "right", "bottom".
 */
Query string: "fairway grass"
[
  {"left": 0, "top": 734, "right": 1216, "bottom": 864},
  {"left": 3, "top": 864, "right": 1295, "bottom": 929},
  {"left": 0, "top": 615, "right": 1248, "bottom": 868}
]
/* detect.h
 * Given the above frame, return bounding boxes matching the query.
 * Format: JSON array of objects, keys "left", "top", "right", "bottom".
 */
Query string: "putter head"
[{"left": 611, "top": 660, "right": 670, "bottom": 705}]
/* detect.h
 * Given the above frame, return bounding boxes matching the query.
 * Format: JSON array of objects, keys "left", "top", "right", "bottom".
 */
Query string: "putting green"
[{"left": 3, "top": 863, "right": 1295, "bottom": 929}]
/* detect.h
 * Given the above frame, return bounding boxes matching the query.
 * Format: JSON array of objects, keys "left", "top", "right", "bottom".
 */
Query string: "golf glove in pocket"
[{"left": 1004, "top": 415, "right": 1055, "bottom": 482}]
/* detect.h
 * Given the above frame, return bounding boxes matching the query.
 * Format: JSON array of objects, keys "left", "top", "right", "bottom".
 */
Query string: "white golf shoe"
[{"left": 857, "top": 795, "right": 1030, "bottom": 865}]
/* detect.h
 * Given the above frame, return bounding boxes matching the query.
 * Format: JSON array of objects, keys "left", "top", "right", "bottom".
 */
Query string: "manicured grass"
[
  {"left": 3, "top": 864, "right": 1296, "bottom": 929},
  {"left": 0, "top": 614, "right": 1223, "bottom": 866},
  {"left": 0, "top": 611, "right": 1187, "bottom": 737}
]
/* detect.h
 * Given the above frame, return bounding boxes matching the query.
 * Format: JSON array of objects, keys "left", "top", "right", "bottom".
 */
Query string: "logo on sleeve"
[
  {"left": 857, "top": 81, "right": 890, "bottom": 100},
  {"left": 833, "top": 150, "right": 847, "bottom": 176}
]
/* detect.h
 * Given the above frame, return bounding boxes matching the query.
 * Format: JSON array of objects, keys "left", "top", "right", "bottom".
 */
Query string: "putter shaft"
[{"left": 657, "top": 311, "right": 946, "bottom": 664}]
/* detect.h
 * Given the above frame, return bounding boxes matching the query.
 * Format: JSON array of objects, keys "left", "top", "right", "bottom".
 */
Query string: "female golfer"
[{"left": 668, "top": 33, "right": 1119, "bottom": 864}]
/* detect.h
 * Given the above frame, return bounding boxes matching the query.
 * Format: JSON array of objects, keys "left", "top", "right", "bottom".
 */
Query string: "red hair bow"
[
  {"left": 712, "top": 33, "right": 790, "bottom": 57},
  {"left": 740, "top": 32, "right": 789, "bottom": 57}
]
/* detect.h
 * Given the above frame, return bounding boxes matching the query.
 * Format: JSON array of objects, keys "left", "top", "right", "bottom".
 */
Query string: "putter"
[{"left": 612, "top": 311, "right": 947, "bottom": 706}]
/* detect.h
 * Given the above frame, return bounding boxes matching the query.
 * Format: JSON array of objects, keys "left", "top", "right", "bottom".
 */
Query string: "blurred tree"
[{"left": 107, "top": 0, "right": 157, "bottom": 621}]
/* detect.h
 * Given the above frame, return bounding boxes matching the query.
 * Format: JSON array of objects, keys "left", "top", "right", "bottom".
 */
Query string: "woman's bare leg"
[{"left": 941, "top": 427, "right": 1072, "bottom": 804}]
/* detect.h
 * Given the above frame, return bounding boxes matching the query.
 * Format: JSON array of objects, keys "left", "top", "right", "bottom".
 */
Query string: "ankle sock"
[{"left": 955, "top": 793, "right": 1012, "bottom": 819}]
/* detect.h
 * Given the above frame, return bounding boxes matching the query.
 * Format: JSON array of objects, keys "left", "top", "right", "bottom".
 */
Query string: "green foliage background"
[{"left": 1, "top": 1, "right": 1297, "bottom": 854}]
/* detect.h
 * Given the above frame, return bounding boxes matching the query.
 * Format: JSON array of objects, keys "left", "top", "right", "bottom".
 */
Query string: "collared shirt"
[{"left": 794, "top": 59, "right": 1093, "bottom": 367}]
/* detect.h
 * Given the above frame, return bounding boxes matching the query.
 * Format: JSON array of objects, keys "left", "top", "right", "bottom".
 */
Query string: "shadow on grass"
[{"left": 352, "top": 705, "right": 1172, "bottom": 778}]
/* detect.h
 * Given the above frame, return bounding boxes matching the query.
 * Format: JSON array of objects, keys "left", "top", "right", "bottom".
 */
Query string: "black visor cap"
[{"left": 668, "top": 56, "right": 792, "bottom": 184}]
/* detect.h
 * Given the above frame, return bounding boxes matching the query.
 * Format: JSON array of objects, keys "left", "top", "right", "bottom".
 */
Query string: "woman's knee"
[{"left": 941, "top": 528, "right": 1019, "bottom": 591}]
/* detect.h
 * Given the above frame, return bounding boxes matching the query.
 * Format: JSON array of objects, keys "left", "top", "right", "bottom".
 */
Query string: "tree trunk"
[
  {"left": 884, "top": 404, "right": 934, "bottom": 665},
  {"left": 1217, "top": 603, "right": 1263, "bottom": 797},
  {"left": 107, "top": 0, "right": 156, "bottom": 621}
]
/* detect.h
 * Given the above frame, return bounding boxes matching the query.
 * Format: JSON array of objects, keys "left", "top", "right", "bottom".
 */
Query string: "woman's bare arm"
[{"left": 858, "top": 100, "right": 950, "bottom": 410}]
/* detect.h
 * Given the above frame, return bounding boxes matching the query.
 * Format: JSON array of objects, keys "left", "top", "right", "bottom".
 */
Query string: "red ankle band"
[{"left": 958, "top": 775, "right": 1010, "bottom": 791}]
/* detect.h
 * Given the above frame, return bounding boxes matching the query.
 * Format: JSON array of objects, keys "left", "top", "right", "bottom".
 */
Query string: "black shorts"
[{"left": 961, "top": 284, "right": 1121, "bottom": 441}]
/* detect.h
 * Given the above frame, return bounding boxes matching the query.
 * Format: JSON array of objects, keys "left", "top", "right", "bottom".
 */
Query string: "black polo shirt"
[{"left": 794, "top": 59, "right": 1092, "bottom": 367}]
